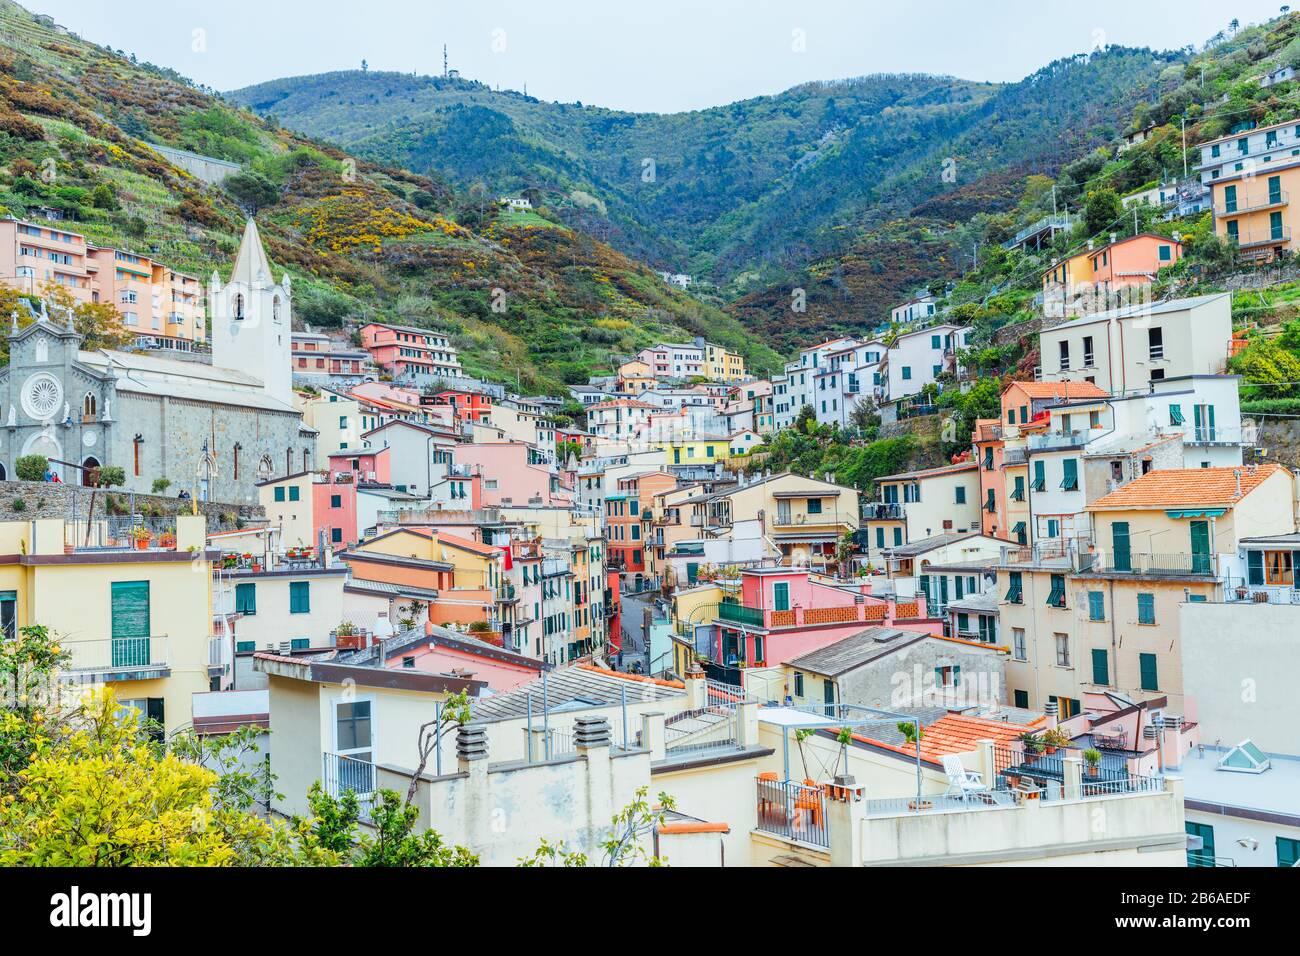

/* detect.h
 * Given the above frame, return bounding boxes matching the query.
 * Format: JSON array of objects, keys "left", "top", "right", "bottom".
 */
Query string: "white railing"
[{"left": 61, "top": 636, "right": 170, "bottom": 672}]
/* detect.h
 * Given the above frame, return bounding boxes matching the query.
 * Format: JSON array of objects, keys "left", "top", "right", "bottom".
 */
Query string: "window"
[
  {"left": 1148, "top": 327, "right": 1164, "bottom": 361},
  {"left": 955, "top": 486, "right": 966, "bottom": 504},
  {"left": 288, "top": 486, "right": 300, "bottom": 502},
  {"left": 1011, "top": 476, "right": 1025, "bottom": 501},
  {"left": 274, "top": 486, "right": 285, "bottom": 502},
  {"left": 110, "top": 581, "right": 151, "bottom": 668},
  {"left": 0, "top": 590, "right": 15, "bottom": 641},
  {"left": 935, "top": 665, "right": 961, "bottom": 689},
  {"left": 1091, "top": 648, "right": 1109, "bottom": 685},
  {"left": 1137, "top": 592, "right": 1155, "bottom": 625},
  {"left": 331, "top": 527, "right": 343, "bottom": 544},
  {"left": 901, "top": 366, "right": 912, "bottom": 381},
  {"left": 793, "top": 672, "right": 804, "bottom": 697},
  {"left": 1047, "top": 574, "right": 1066, "bottom": 608},
  {"left": 1058, "top": 340, "right": 1070, "bottom": 371},
  {"left": 1012, "top": 627, "right": 1026, "bottom": 661},
  {"left": 334, "top": 700, "right": 372, "bottom": 765},
  {"left": 331, "top": 494, "right": 342, "bottom": 508},
  {"left": 1054, "top": 633, "right": 1070, "bottom": 667},
  {"left": 1139, "top": 652, "right": 1159, "bottom": 691},
  {"left": 1169, "top": 404, "right": 1184, "bottom": 426},
  {"left": 1083, "top": 335, "right": 1094, "bottom": 367},
  {"left": 1060, "top": 458, "right": 1079, "bottom": 491},
  {"left": 1013, "top": 689, "right": 1029, "bottom": 709},
  {"left": 1005, "top": 571, "right": 1023, "bottom": 604},
  {"left": 235, "top": 583, "right": 257, "bottom": 615},
  {"left": 931, "top": 335, "right": 941, "bottom": 349},
  {"left": 289, "top": 581, "right": 311, "bottom": 614},
  {"left": 1278, "top": 837, "right": 1300, "bottom": 868},
  {"left": 773, "top": 582, "right": 790, "bottom": 611},
  {"left": 807, "top": 498, "right": 823, "bottom": 515},
  {"left": 1031, "top": 460, "right": 1045, "bottom": 492},
  {"left": 1088, "top": 590, "right": 1105, "bottom": 621}
]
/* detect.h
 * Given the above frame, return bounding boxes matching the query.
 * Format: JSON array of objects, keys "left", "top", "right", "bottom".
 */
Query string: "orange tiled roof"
[
  {"left": 866, "top": 714, "right": 1044, "bottom": 762},
  {"left": 1088, "top": 464, "right": 1284, "bottom": 510},
  {"left": 1005, "top": 380, "right": 1108, "bottom": 400},
  {"left": 576, "top": 662, "right": 685, "bottom": 689}
]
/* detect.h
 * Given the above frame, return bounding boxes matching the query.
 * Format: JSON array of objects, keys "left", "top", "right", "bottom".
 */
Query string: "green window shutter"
[
  {"left": 955, "top": 486, "right": 966, "bottom": 504},
  {"left": 110, "top": 581, "right": 151, "bottom": 668},
  {"left": 1032, "top": 460, "right": 1045, "bottom": 491},
  {"left": 954, "top": 575, "right": 964, "bottom": 600},
  {"left": 236, "top": 641, "right": 256, "bottom": 653},
  {"left": 235, "top": 582, "right": 257, "bottom": 615},
  {"left": 1111, "top": 522, "right": 1131, "bottom": 572},
  {"left": 1139, "top": 652, "right": 1159, "bottom": 691},
  {"left": 1060, "top": 458, "right": 1078, "bottom": 491},
  {"left": 331, "top": 494, "right": 342, "bottom": 508},
  {"left": 1088, "top": 591, "right": 1104, "bottom": 621},
  {"left": 953, "top": 665, "right": 961, "bottom": 687},
  {"left": 1091, "top": 649, "right": 1109, "bottom": 685},
  {"left": 1190, "top": 520, "right": 1212, "bottom": 574},
  {"left": 1005, "top": 571, "right": 1023, "bottom": 603},
  {"left": 773, "top": 582, "right": 790, "bottom": 612},
  {"left": 1169, "top": 404, "right": 1184, "bottom": 426},
  {"left": 274, "top": 487, "right": 285, "bottom": 502},
  {"left": 1278, "top": 837, "right": 1300, "bottom": 868},
  {"left": 957, "top": 613, "right": 969, "bottom": 633},
  {"left": 1138, "top": 593, "right": 1155, "bottom": 625},
  {"left": 290, "top": 581, "right": 311, "bottom": 614},
  {"left": 919, "top": 575, "right": 931, "bottom": 601},
  {"left": 1014, "top": 690, "right": 1029, "bottom": 709},
  {"left": 289, "top": 486, "right": 300, "bottom": 502},
  {"left": 892, "top": 527, "right": 902, "bottom": 546}
]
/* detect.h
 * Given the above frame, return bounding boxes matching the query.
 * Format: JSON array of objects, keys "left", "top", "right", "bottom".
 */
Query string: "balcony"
[
  {"left": 1103, "top": 552, "right": 1216, "bottom": 576},
  {"left": 1221, "top": 577, "right": 1300, "bottom": 604},
  {"left": 65, "top": 516, "right": 180, "bottom": 553},
  {"left": 1026, "top": 430, "right": 1089, "bottom": 451},
  {"left": 1228, "top": 225, "right": 1292, "bottom": 250},
  {"left": 755, "top": 778, "right": 828, "bottom": 848},
  {"left": 718, "top": 602, "right": 765, "bottom": 627},
  {"left": 1216, "top": 190, "right": 1288, "bottom": 216},
  {"left": 60, "top": 636, "right": 170, "bottom": 679},
  {"left": 863, "top": 502, "right": 906, "bottom": 521}
]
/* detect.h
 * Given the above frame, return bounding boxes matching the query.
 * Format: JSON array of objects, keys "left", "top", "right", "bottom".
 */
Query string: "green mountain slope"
[
  {"left": 0, "top": 0, "right": 780, "bottom": 393},
  {"left": 231, "top": 45, "right": 1182, "bottom": 335}
]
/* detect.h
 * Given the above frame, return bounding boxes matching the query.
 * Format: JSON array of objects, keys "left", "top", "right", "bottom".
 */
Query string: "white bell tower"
[{"left": 210, "top": 219, "right": 293, "bottom": 405}]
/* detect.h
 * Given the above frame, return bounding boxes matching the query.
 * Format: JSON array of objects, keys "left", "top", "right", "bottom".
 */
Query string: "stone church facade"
[{"left": 0, "top": 221, "right": 314, "bottom": 504}]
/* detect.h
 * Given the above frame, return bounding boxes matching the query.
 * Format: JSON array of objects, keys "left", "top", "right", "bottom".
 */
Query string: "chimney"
[
  {"left": 1233, "top": 468, "right": 1243, "bottom": 498},
  {"left": 456, "top": 723, "right": 489, "bottom": 782},
  {"left": 1043, "top": 699, "right": 1059, "bottom": 730}
]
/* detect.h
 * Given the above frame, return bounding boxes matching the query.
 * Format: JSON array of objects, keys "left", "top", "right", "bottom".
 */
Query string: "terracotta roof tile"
[
  {"left": 1005, "top": 380, "right": 1109, "bottom": 400},
  {"left": 857, "top": 713, "right": 1041, "bottom": 762},
  {"left": 1088, "top": 464, "right": 1283, "bottom": 510}
]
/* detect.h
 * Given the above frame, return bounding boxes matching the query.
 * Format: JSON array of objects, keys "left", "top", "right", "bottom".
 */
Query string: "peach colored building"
[
  {"left": 607, "top": 470, "right": 676, "bottom": 583},
  {"left": 358, "top": 322, "right": 461, "bottom": 379},
  {"left": 452, "top": 442, "right": 572, "bottom": 507},
  {"left": 0, "top": 218, "right": 94, "bottom": 304},
  {"left": 379, "top": 624, "right": 543, "bottom": 692},
  {"left": 0, "top": 219, "right": 206, "bottom": 349}
]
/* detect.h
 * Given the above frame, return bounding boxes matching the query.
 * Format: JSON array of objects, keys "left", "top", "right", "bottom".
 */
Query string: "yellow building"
[
  {"left": 258, "top": 471, "right": 316, "bottom": 548},
  {"left": 683, "top": 472, "right": 860, "bottom": 570},
  {"left": 701, "top": 342, "right": 746, "bottom": 382},
  {"left": 657, "top": 436, "right": 732, "bottom": 466},
  {"left": 0, "top": 515, "right": 215, "bottom": 735},
  {"left": 998, "top": 464, "right": 1296, "bottom": 716},
  {"left": 1208, "top": 160, "right": 1300, "bottom": 261},
  {"left": 295, "top": 390, "right": 363, "bottom": 460}
]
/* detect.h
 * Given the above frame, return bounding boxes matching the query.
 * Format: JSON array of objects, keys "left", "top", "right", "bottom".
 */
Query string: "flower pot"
[
  {"left": 1024, "top": 752, "right": 1039, "bottom": 765},
  {"left": 1044, "top": 745, "right": 1057, "bottom": 755},
  {"left": 1087, "top": 765, "right": 1100, "bottom": 777}
]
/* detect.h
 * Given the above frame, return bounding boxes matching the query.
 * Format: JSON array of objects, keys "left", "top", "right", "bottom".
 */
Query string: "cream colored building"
[
  {"left": 1037, "top": 293, "right": 1232, "bottom": 394},
  {"left": 863, "top": 462, "right": 981, "bottom": 566},
  {"left": 998, "top": 464, "right": 1297, "bottom": 717},
  {"left": 296, "top": 390, "right": 364, "bottom": 460}
]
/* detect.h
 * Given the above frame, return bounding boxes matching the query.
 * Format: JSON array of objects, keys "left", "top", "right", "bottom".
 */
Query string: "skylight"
[{"left": 1217, "top": 739, "right": 1271, "bottom": 774}]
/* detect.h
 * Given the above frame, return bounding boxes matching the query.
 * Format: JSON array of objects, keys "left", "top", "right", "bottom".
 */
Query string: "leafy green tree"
[
  {"left": 14, "top": 455, "right": 47, "bottom": 481},
  {"left": 224, "top": 170, "right": 280, "bottom": 214},
  {"left": 90, "top": 183, "right": 118, "bottom": 210},
  {"left": 1083, "top": 187, "right": 1123, "bottom": 237}
]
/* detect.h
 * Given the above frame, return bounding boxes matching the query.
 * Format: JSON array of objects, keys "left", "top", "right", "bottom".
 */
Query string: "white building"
[
  {"left": 890, "top": 295, "right": 938, "bottom": 325},
  {"left": 1196, "top": 118, "right": 1300, "bottom": 187},
  {"left": 881, "top": 324, "right": 969, "bottom": 403},
  {"left": 209, "top": 218, "right": 293, "bottom": 407}
]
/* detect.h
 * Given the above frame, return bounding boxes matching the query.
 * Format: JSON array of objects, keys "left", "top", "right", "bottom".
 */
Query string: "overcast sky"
[{"left": 26, "top": 0, "right": 1286, "bottom": 113}]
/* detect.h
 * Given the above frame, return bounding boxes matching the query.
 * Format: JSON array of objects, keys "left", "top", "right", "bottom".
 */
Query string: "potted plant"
[
  {"left": 1083, "top": 748, "right": 1102, "bottom": 777},
  {"left": 1042, "top": 728, "right": 1071, "bottom": 754},
  {"left": 1019, "top": 731, "right": 1044, "bottom": 764},
  {"left": 158, "top": 531, "right": 176, "bottom": 549},
  {"left": 130, "top": 526, "right": 152, "bottom": 550}
]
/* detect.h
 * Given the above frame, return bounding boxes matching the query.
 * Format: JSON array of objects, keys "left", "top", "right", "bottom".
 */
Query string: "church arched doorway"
[{"left": 81, "top": 457, "right": 101, "bottom": 487}]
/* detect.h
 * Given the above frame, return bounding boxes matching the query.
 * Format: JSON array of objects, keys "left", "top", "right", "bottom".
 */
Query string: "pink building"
[
  {"left": 358, "top": 322, "right": 461, "bottom": 378},
  {"left": 452, "top": 443, "right": 572, "bottom": 507},
  {"left": 380, "top": 627, "right": 543, "bottom": 692},
  {"left": 314, "top": 476, "right": 360, "bottom": 549},
  {"left": 327, "top": 445, "right": 392, "bottom": 484},
  {"left": 711, "top": 568, "right": 939, "bottom": 668}
]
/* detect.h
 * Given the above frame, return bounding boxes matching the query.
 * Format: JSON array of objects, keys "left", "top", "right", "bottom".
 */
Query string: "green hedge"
[{"left": 1241, "top": 398, "right": 1300, "bottom": 416}]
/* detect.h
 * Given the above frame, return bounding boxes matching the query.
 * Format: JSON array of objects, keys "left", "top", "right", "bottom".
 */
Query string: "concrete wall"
[{"left": 1180, "top": 601, "right": 1299, "bottom": 754}]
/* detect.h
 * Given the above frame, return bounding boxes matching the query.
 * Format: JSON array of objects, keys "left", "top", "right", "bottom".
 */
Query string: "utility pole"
[
  {"left": 442, "top": 44, "right": 447, "bottom": 78},
  {"left": 1134, "top": 207, "right": 1139, "bottom": 236},
  {"left": 1182, "top": 116, "right": 1188, "bottom": 178}
]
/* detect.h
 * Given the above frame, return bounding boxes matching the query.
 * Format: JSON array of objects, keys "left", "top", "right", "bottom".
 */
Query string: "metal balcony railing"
[
  {"left": 864, "top": 502, "right": 906, "bottom": 521},
  {"left": 1104, "top": 552, "right": 1216, "bottom": 576},
  {"left": 322, "top": 752, "right": 375, "bottom": 822},
  {"left": 1217, "top": 190, "right": 1289, "bottom": 216},
  {"left": 755, "top": 778, "right": 828, "bottom": 847},
  {"left": 61, "top": 635, "right": 170, "bottom": 672},
  {"left": 717, "top": 602, "right": 765, "bottom": 627}
]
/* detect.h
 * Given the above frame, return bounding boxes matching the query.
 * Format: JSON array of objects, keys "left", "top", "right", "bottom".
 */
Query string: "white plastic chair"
[{"left": 942, "top": 755, "right": 986, "bottom": 801}]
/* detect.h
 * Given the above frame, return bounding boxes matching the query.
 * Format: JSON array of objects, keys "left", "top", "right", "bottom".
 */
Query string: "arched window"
[
  {"left": 233, "top": 293, "right": 245, "bottom": 321},
  {"left": 257, "top": 455, "right": 273, "bottom": 480},
  {"left": 272, "top": 295, "right": 282, "bottom": 324},
  {"left": 82, "top": 392, "right": 97, "bottom": 423}
]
